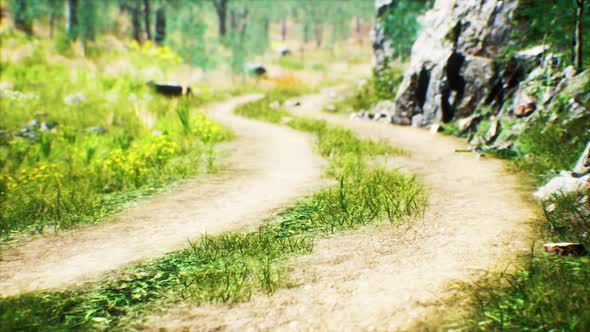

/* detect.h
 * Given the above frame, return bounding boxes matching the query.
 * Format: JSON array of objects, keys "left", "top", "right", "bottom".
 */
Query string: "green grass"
[
  {"left": 0, "top": 46, "right": 238, "bottom": 239},
  {"left": 322, "top": 67, "right": 404, "bottom": 116},
  {"left": 463, "top": 255, "right": 590, "bottom": 331},
  {"left": 0, "top": 89, "right": 425, "bottom": 331},
  {"left": 513, "top": 110, "right": 590, "bottom": 185},
  {"left": 276, "top": 57, "right": 305, "bottom": 71}
]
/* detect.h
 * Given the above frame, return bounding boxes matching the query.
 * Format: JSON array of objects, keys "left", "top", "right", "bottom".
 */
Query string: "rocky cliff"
[
  {"left": 372, "top": 0, "right": 590, "bottom": 202},
  {"left": 374, "top": 0, "right": 519, "bottom": 127}
]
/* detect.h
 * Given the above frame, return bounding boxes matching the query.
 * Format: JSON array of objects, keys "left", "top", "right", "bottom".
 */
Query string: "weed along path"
[
  {"left": 151, "top": 89, "right": 538, "bottom": 331},
  {"left": 0, "top": 95, "right": 325, "bottom": 296}
]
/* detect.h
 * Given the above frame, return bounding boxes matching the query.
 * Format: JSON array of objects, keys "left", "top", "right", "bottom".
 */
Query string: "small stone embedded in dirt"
[
  {"left": 285, "top": 100, "right": 301, "bottom": 107},
  {"left": 543, "top": 242, "right": 587, "bottom": 256}
]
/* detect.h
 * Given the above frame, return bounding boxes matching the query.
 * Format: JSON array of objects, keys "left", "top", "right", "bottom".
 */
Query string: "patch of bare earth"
[
  {"left": 0, "top": 95, "right": 325, "bottom": 296},
  {"left": 149, "top": 89, "right": 537, "bottom": 331}
]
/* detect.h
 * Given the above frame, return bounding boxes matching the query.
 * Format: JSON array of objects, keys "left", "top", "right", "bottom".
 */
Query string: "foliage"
[
  {"left": 463, "top": 255, "right": 590, "bottom": 331},
  {"left": 460, "top": 52, "right": 590, "bottom": 332},
  {"left": 326, "top": 66, "right": 404, "bottom": 116},
  {"left": 276, "top": 56, "right": 305, "bottom": 71},
  {"left": 512, "top": 99, "right": 590, "bottom": 185},
  {"left": 514, "top": 0, "right": 590, "bottom": 69},
  {"left": 0, "top": 40, "right": 233, "bottom": 239},
  {"left": 379, "top": 0, "right": 430, "bottom": 59},
  {"left": 373, "top": 62, "right": 405, "bottom": 100}
]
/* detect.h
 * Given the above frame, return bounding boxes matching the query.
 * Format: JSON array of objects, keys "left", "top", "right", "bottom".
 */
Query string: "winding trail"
[
  {"left": 0, "top": 95, "right": 325, "bottom": 296},
  {"left": 151, "top": 88, "right": 538, "bottom": 331}
]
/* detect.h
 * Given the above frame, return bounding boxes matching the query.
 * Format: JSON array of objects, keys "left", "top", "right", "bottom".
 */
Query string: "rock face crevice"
[{"left": 374, "top": 0, "right": 519, "bottom": 127}]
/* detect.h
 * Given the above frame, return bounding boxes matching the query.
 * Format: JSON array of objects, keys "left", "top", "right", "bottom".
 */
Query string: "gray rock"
[
  {"left": 86, "top": 126, "right": 108, "bottom": 134},
  {"left": 514, "top": 45, "right": 548, "bottom": 64},
  {"left": 277, "top": 47, "right": 291, "bottom": 57},
  {"left": 563, "top": 65, "right": 577, "bottom": 79},
  {"left": 411, "top": 114, "right": 425, "bottom": 128},
  {"left": 376, "top": 0, "right": 518, "bottom": 127},
  {"left": 534, "top": 171, "right": 590, "bottom": 201},
  {"left": 246, "top": 63, "right": 267, "bottom": 77},
  {"left": 375, "top": 111, "right": 390, "bottom": 122},
  {"left": 573, "top": 141, "right": 590, "bottom": 177},
  {"left": 484, "top": 117, "right": 501, "bottom": 143},
  {"left": 457, "top": 114, "right": 481, "bottom": 133}
]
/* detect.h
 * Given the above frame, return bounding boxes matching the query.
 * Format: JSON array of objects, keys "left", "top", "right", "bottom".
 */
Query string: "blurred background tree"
[{"left": 515, "top": 0, "right": 590, "bottom": 69}]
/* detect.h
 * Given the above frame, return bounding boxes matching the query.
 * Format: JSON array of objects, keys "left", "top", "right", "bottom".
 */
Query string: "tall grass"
[{"left": 0, "top": 44, "right": 235, "bottom": 239}]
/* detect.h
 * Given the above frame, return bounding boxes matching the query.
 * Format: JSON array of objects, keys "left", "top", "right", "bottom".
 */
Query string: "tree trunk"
[
  {"left": 281, "top": 18, "right": 287, "bottom": 41},
  {"left": 303, "top": 21, "right": 310, "bottom": 43},
  {"left": 143, "top": 0, "right": 151, "bottom": 40},
  {"left": 66, "top": 0, "right": 79, "bottom": 41},
  {"left": 14, "top": 0, "right": 33, "bottom": 35},
  {"left": 355, "top": 16, "right": 362, "bottom": 44},
  {"left": 314, "top": 23, "right": 323, "bottom": 48},
  {"left": 49, "top": 0, "right": 57, "bottom": 38},
  {"left": 238, "top": 7, "right": 249, "bottom": 40},
  {"left": 572, "top": 6, "right": 577, "bottom": 66},
  {"left": 213, "top": 0, "right": 227, "bottom": 37},
  {"left": 576, "top": 0, "right": 585, "bottom": 70},
  {"left": 230, "top": 10, "right": 237, "bottom": 31},
  {"left": 131, "top": 0, "right": 141, "bottom": 43},
  {"left": 154, "top": 6, "right": 166, "bottom": 45}
]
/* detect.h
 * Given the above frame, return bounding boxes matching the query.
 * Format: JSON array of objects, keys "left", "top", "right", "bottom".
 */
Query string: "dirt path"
[
  {"left": 151, "top": 88, "right": 538, "bottom": 331},
  {"left": 0, "top": 95, "right": 325, "bottom": 296}
]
